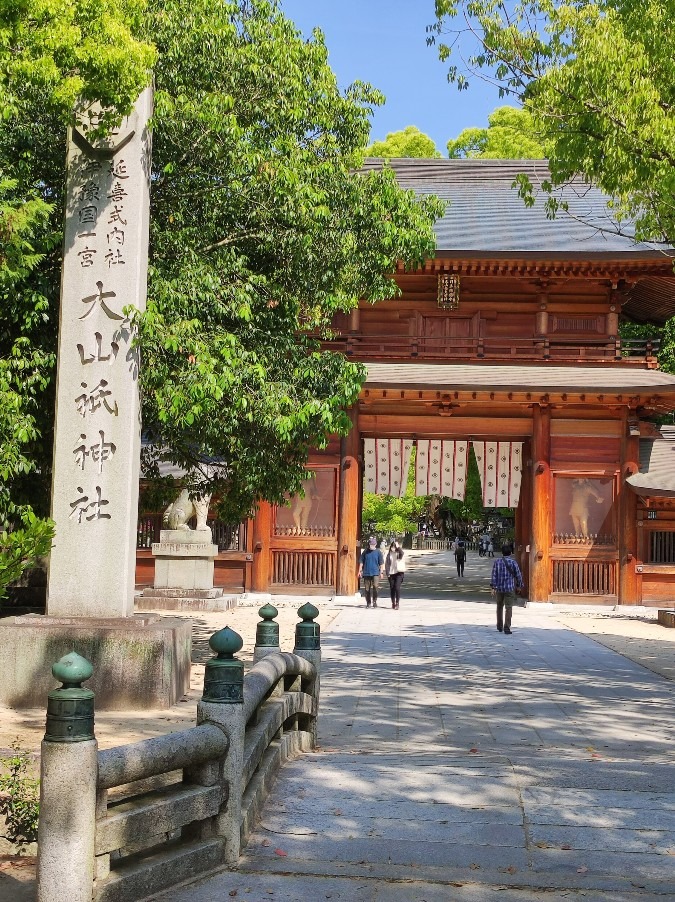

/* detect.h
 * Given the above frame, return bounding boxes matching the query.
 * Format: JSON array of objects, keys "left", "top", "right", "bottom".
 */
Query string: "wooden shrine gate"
[{"left": 238, "top": 161, "right": 675, "bottom": 605}]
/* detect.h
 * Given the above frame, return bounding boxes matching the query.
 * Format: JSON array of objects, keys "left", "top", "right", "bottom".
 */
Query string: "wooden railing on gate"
[
  {"left": 552, "top": 559, "right": 617, "bottom": 595},
  {"left": 319, "top": 334, "right": 659, "bottom": 367},
  {"left": 272, "top": 550, "right": 335, "bottom": 587}
]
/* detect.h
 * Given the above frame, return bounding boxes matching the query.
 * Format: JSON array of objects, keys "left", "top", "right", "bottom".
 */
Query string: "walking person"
[
  {"left": 358, "top": 536, "right": 384, "bottom": 608},
  {"left": 385, "top": 541, "right": 406, "bottom": 609},
  {"left": 490, "top": 543, "right": 523, "bottom": 635},
  {"left": 454, "top": 536, "right": 467, "bottom": 577}
]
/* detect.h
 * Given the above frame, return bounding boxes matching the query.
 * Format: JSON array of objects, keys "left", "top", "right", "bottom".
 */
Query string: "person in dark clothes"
[
  {"left": 358, "top": 536, "right": 384, "bottom": 607},
  {"left": 454, "top": 536, "right": 467, "bottom": 577},
  {"left": 385, "top": 541, "right": 406, "bottom": 609},
  {"left": 490, "top": 543, "right": 523, "bottom": 635}
]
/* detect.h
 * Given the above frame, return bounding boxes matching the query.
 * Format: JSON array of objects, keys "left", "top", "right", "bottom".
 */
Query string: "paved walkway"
[{"left": 163, "top": 554, "right": 675, "bottom": 902}]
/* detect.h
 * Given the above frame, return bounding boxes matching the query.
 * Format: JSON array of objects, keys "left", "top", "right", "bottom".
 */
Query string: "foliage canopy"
[
  {"left": 366, "top": 126, "right": 442, "bottom": 159},
  {"left": 447, "top": 106, "right": 549, "bottom": 159},
  {"left": 431, "top": 1, "right": 675, "bottom": 245},
  {"left": 0, "top": 0, "right": 154, "bottom": 594},
  {"left": 0, "top": 0, "right": 444, "bottom": 596},
  {"left": 139, "top": 0, "right": 443, "bottom": 521}
]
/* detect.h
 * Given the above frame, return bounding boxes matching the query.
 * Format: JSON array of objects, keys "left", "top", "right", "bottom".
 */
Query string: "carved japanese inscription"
[{"left": 48, "top": 89, "right": 152, "bottom": 618}]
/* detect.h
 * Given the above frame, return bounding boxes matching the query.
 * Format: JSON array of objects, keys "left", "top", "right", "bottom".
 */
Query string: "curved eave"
[
  {"left": 627, "top": 480, "right": 675, "bottom": 498},
  {"left": 364, "top": 362, "right": 675, "bottom": 396}
]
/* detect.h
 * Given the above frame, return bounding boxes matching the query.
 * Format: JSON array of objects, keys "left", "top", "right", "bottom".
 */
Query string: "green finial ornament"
[
  {"left": 44, "top": 652, "right": 95, "bottom": 743},
  {"left": 52, "top": 651, "right": 94, "bottom": 687},
  {"left": 202, "top": 626, "right": 244, "bottom": 704},
  {"left": 295, "top": 602, "right": 320, "bottom": 650},
  {"left": 255, "top": 603, "right": 279, "bottom": 648},
  {"left": 208, "top": 625, "right": 244, "bottom": 658}
]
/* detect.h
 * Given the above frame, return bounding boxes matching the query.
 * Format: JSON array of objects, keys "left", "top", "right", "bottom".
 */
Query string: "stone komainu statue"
[{"left": 164, "top": 489, "right": 211, "bottom": 532}]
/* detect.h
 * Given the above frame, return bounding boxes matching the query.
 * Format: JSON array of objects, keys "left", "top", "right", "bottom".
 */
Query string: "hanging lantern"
[{"left": 437, "top": 273, "right": 460, "bottom": 309}]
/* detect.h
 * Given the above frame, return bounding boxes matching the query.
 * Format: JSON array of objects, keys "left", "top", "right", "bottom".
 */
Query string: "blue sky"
[{"left": 280, "top": 0, "right": 505, "bottom": 155}]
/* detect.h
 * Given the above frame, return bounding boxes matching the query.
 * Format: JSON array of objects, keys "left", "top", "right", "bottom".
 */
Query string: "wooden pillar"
[
  {"left": 336, "top": 409, "right": 360, "bottom": 596},
  {"left": 250, "top": 501, "right": 272, "bottom": 592},
  {"left": 530, "top": 404, "right": 551, "bottom": 602},
  {"left": 516, "top": 438, "right": 532, "bottom": 587},
  {"left": 618, "top": 415, "right": 640, "bottom": 605}
]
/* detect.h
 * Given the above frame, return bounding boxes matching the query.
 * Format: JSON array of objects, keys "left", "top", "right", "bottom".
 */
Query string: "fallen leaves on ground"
[
  {"left": 274, "top": 849, "right": 287, "bottom": 857},
  {"left": 499, "top": 865, "right": 517, "bottom": 874}
]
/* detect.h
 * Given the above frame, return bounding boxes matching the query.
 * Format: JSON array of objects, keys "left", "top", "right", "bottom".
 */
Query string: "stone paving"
[{"left": 162, "top": 553, "right": 675, "bottom": 902}]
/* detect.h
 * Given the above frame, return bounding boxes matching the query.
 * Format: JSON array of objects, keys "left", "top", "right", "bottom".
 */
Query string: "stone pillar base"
[
  {"left": 0, "top": 614, "right": 191, "bottom": 710},
  {"left": 138, "top": 587, "right": 238, "bottom": 613},
  {"left": 152, "top": 529, "right": 218, "bottom": 591},
  {"left": 238, "top": 592, "right": 273, "bottom": 605},
  {"left": 332, "top": 593, "right": 362, "bottom": 604}
]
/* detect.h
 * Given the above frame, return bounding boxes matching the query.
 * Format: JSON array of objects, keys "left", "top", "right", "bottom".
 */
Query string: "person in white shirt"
[{"left": 385, "top": 541, "right": 406, "bottom": 609}]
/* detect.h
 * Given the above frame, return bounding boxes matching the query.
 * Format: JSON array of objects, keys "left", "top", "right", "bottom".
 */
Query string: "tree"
[
  {"left": 138, "top": 0, "right": 444, "bottom": 521},
  {"left": 0, "top": 1, "right": 155, "bottom": 596},
  {"left": 367, "top": 126, "right": 442, "bottom": 159},
  {"left": 1, "top": 0, "right": 444, "bottom": 594},
  {"left": 447, "top": 106, "right": 549, "bottom": 159},
  {"left": 362, "top": 451, "right": 428, "bottom": 537},
  {"left": 431, "top": 1, "right": 675, "bottom": 246}
]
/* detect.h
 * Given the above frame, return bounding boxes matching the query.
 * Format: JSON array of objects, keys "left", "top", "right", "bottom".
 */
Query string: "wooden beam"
[{"left": 358, "top": 414, "right": 532, "bottom": 438}]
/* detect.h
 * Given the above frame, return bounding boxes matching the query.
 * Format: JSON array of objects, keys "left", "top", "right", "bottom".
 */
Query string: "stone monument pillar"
[
  {"left": 0, "top": 89, "right": 192, "bottom": 710},
  {"left": 48, "top": 89, "right": 152, "bottom": 618}
]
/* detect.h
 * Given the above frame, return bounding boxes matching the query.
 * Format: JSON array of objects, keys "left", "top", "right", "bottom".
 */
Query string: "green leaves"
[
  {"left": 137, "top": 0, "right": 441, "bottom": 520},
  {"left": 432, "top": 1, "right": 675, "bottom": 246},
  {"left": 367, "top": 126, "right": 442, "bottom": 159},
  {"left": 447, "top": 106, "right": 550, "bottom": 159}
]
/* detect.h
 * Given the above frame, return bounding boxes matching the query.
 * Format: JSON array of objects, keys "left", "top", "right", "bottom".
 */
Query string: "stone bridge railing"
[{"left": 36, "top": 602, "right": 321, "bottom": 902}]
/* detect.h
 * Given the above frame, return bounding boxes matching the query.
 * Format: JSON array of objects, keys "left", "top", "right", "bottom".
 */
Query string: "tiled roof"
[
  {"left": 362, "top": 158, "right": 675, "bottom": 324},
  {"left": 628, "top": 428, "right": 675, "bottom": 496},
  {"left": 361, "top": 158, "right": 666, "bottom": 256},
  {"left": 365, "top": 362, "right": 675, "bottom": 393}
]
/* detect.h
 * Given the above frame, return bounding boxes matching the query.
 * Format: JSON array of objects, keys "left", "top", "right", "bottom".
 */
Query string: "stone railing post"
[
  {"left": 196, "top": 626, "right": 245, "bottom": 865},
  {"left": 293, "top": 602, "right": 321, "bottom": 747},
  {"left": 36, "top": 653, "right": 98, "bottom": 902}
]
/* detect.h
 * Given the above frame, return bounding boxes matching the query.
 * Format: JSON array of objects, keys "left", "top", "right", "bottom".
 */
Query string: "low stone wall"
[{"left": 0, "top": 614, "right": 191, "bottom": 709}]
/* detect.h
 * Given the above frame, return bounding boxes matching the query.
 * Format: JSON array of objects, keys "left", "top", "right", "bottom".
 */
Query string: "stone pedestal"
[
  {"left": 152, "top": 529, "right": 219, "bottom": 591},
  {"left": 140, "top": 529, "right": 234, "bottom": 611},
  {"left": 0, "top": 614, "right": 191, "bottom": 710}
]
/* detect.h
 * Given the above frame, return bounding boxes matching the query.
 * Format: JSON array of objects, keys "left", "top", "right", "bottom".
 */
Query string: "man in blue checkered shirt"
[{"left": 490, "top": 544, "right": 523, "bottom": 635}]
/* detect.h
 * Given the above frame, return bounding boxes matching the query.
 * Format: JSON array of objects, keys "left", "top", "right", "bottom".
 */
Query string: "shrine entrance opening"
[{"left": 360, "top": 432, "right": 528, "bottom": 597}]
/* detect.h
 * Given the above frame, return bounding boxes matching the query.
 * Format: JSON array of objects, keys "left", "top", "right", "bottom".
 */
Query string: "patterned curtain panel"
[
  {"left": 472, "top": 441, "right": 523, "bottom": 508},
  {"left": 415, "top": 440, "right": 469, "bottom": 499},
  {"left": 363, "top": 439, "right": 413, "bottom": 498}
]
